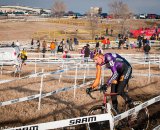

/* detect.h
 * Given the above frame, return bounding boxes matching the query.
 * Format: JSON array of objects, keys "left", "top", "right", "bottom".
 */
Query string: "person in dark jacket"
[
  {"left": 143, "top": 43, "right": 151, "bottom": 62},
  {"left": 84, "top": 44, "right": 90, "bottom": 62},
  {"left": 57, "top": 42, "right": 63, "bottom": 54}
]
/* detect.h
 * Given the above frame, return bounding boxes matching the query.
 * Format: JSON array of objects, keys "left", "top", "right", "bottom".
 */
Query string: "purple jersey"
[{"left": 100, "top": 53, "right": 131, "bottom": 85}]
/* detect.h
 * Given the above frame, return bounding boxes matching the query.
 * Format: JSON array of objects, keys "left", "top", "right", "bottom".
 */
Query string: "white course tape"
[
  {"left": 0, "top": 63, "right": 94, "bottom": 85},
  {"left": 153, "top": 125, "right": 160, "bottom": 130},
  {"left": 0, "top": 80, "right": 93, "bottom": 107},
  {"left": 4, "top": 113, "right": 112, "bottom": 130},
  {"left": 0, "top": 67, "right": 72, "bottom": 85},
  {"left": 4, "top": 95, "right": 160, "bottom": 130},
  {"left": 113, "top": 95, "right": 160, "bottom": 122}
]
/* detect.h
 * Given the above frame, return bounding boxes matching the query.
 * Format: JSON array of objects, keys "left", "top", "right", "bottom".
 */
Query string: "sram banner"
[{"left": 4, "top": 114, "right": 112, "bottom": 130}]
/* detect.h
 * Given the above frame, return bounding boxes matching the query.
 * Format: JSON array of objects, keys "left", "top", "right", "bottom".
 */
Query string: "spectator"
[
  {"left": 102, "top": 38, "right": 107, "bottom": 50},
  {"left": 20, "top": 48, "right": 27, "bottom": 65},
  {"left": 106, "top": 28, "right": 108, "bottom": 36},
  {"left": 142, "top": 36, "right": 147, "bottom": 46},
  {"left": 74, "top": 37, "right": 79, "bottom": 51},
  {"left": 59, "top": 39, "right": 64, "bottom": 49},
  {"left": 118, "top": 37, "right": 123, "bottom": 49},
  {"left": 50, "top": 41, "right": 56, "bottom": 55},
  {"left": 15, "top": 40, "right": 20, "bottom": 46},
  {"left": 84, "top": 44, "right": 90, "bottom": 62},
  {"left": 137, "top": 36, "right": 142, "bottom": 51},
  {"left": 63, "top": 49, "right": 71, "bottom": 58},
  {"left": 57, "top": 42, "right": 63, "bottom": 54},
  {"left": 95, "top": 35, "right": 99, "bottom": 40},
  {"left": 36, "top": 40, "right": 40, "bottom": 52},
  {"left": 143, "top": 43, "right": 151, "bottom": 62},
  {"left": 66, "top": 38, "right": 70, "bottom": 49},
  {"left": 110, "top": 29, "right": 113, "bottom": 36},
  {"left": 106, "top": 38, "right": 110, "bottom": 49},
  {"left": 69, "top": 38, "right": 74, "bottom": 51},
  {"left": 42, "top": 40, "right": 47, "bottom": 58},
  {"left": 14, "top": 54, "right": 22, "bottom": 77},
  {"left": 125, "top": 37, "right": 129, "bottom": 50},
  {"left": 80, "top": 46, "right": 85, "bottom": 57},
  {"left": 95, "top": 41, "right": 100, "bottom": 49},
  {"left": 11, "top": 42, "right": 15, "bottom": 47},
  {"left": 31, "top": 38, "right": 34, "bottom": 49},
  {"left": 53, "top": 39, "right": 58, "bottom": 53}
]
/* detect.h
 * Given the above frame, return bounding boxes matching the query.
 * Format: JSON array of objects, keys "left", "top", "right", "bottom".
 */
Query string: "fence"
[
  {"left": 4, "top": 95, "right": 160, "bottom": 130},
  {"left": 0, "top": 57, "right": 160, "bottom": 129}
]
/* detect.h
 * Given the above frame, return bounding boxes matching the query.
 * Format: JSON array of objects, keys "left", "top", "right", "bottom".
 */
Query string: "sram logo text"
[{"left": 69, "top": 116, "right": 96, "bottom": 125}]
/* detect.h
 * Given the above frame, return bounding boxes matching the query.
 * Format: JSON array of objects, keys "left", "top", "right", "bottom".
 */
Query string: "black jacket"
[
  {"left": 144, "top": 44, "right": 151, "bottom": 53},
  {"left": 84, "top": 46, "right": 90, "bottom": 57}
]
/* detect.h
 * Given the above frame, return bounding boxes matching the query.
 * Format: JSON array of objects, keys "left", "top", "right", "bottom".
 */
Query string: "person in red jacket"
[{"left": 102, "top": 38, "right": 107, "bottom": 50}]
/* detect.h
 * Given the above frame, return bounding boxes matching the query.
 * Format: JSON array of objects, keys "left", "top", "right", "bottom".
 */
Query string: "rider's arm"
[
  {"left": 107, "top": 60, "right": 118, "bottom": 85},
  {"left": 91, "top": 64, "right": 101, "bottom": 89}
]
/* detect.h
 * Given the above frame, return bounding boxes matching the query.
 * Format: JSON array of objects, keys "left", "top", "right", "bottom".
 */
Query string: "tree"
[
  {"left": 108, "top": 0, "right": 132, "bottom": 35},
  {"left": 51, "top": 0, "right": 67, "bottom": 17},
  {"left": 87, "top": 12, "right": 99, "bottom": 40}
]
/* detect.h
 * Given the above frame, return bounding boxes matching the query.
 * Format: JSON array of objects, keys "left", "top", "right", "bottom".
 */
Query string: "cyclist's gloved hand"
[
  {"left": 100, "top": 84, "right": 107, "bottom": 92},
  {"left": 86, "top": 87, "right": 92, "bottom": 94}
]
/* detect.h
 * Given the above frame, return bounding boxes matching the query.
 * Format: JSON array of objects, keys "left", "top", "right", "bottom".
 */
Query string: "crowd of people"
[
  {"left": 27, "top": 34, "right": 154, "bottom": 62},
  {"left": 30, "top": 37, "right": 79, "bottom": 58}
]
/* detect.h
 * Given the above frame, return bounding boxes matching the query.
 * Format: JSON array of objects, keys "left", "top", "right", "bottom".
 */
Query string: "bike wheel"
[
  {"left": 86, "top": 105, "right": 117, "bottom": 130},
  {"left": 127, "top": 101, "right": 150, "bottom": 130}
]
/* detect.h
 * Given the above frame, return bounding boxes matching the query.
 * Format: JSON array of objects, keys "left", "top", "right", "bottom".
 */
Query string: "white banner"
[{"left": 4, "top": 114, "right": 112, "bottom": 130}]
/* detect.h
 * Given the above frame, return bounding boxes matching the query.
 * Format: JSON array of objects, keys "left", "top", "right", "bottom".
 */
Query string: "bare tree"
[
  {"left": 86, "top": 11, "right": 99, "bottom": 40},
  {"left": 51, "top": 0, "right": 67, "bottom": 17},
  {"left": 108, "top": 0, "right": 132, "bottom": 35}
]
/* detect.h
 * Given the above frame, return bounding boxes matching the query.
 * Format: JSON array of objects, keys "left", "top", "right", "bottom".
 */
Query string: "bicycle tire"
[
  {"left": 127, "top": 101, "right": 150, "bottom": 130},
  {"left": 86, "top": 105, "right": 117, "bottom": 130}
]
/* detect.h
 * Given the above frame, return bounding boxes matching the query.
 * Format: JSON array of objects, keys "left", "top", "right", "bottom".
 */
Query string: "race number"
[{"left": 109, "top": 60, "right": 114, "bottom": 67}]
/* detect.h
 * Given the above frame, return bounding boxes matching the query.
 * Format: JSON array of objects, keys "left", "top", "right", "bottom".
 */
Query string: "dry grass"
[{"left": 1, "top": 19, "right": 160, "bottom": 42}]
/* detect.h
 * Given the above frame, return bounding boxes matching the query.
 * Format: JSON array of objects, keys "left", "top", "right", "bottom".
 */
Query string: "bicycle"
[{"left": 86, "top": 85, "right": 150, "bottom": 130}]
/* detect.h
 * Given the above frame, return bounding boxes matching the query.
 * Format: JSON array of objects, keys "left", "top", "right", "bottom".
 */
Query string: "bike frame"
[{"left": 103, "top": 92, "right": 118, "bottom": 113}]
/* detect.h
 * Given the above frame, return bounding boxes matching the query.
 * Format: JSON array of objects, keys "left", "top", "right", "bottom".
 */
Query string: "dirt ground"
[
  {"left": 0, "top": 19, "right": 160, "bottom": 42},
  {"left": 0, "top": 19, "right": 160, "bottom": 130},
  {"left": 0, "top": 49, "right": 159, "bottom": 130}
]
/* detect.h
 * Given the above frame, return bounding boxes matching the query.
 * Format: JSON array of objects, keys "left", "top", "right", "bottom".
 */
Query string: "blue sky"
[{"left": 0, "top": 0, "right": 160, "bottom": 14}]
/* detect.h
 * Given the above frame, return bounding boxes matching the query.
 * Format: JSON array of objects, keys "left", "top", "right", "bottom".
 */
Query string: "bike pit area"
[{"left": 0, "top": 48, "right": 160, "bottom": 130}]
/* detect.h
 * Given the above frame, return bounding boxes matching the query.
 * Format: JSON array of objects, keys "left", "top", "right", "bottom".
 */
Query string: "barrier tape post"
[
  {"left": 74, "top": 64, "right": 78, "bottom": 98},
  {"left": 59, "top": 60, "right": 64, "bottom": 83},
  {"left": 83, "top": 65, "right": 87, "bottom": 84},
  {"left": 87, "top": 63, "right": 90, "bottom": 76},
  {"left": 0, "top": 62, "right": 3, "bottom": 75},
  {"left": 65, "top": 65, "right": 68, "bottom": 74},
  {"left": 38, "top": 69, "right": 44, "bottom": 110},
  {"left": 159, "top": 56, "right": 160, "bottom": 69},
  {"left": 102, "top": 66, "right": 104, "bottom": 85},
  {"left": 48, "top": 58, "right": 49, "bottom": 67},
  {"left": 35, "top": 59, "right": 37, "bottom": 74},
  {"left": 148, "top": 60, "right": 151, "bottom": 82}
]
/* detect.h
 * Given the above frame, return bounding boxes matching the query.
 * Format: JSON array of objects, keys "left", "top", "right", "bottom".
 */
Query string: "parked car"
[
  {"left": 147, "top": 14, "right": 157, "bottom": 19},
  {"left": 139, "top": 14, "right": 147, "bottom": 19},
  {"left": 100, "top": 13, "right": 108, "bottom": 19}
]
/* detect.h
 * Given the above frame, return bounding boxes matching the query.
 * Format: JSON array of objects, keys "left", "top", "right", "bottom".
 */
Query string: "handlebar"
[{"left": 86, "top": 85, "right": 107, "bottom": 99}]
